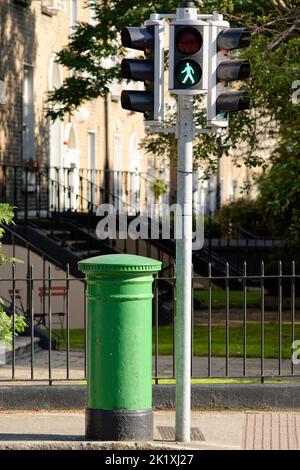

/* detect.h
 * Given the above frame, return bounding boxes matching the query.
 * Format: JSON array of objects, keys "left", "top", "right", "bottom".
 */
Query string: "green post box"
[{"left": 78, "top": 254, "right": 162, "bottom": 441}]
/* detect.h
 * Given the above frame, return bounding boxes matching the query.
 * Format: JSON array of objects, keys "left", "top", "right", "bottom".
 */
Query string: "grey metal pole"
[
  {"left": 175, "top": 93, "right": 194, "bottom": 442},
  {"left": 174, "top": 0, "right": 198, "bottom": 445}
]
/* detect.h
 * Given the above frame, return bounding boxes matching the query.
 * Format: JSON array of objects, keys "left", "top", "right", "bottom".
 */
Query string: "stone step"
[{"left": 0, "top": 337, "right": 41, "bottom": 366}]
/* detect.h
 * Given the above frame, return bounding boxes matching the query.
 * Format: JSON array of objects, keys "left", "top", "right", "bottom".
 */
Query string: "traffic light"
[
  {"left": 120, "top": 18, "right": 164, "bottom": 124},
  {"left": 207, "top": 18, "right": 251, "bottom": 127},
  {"left": 169, "top": 20, "right": 208, "bottom": 94}
]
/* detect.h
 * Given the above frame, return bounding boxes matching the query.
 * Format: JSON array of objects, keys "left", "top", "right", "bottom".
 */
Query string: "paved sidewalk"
[
  {"left": 0, "top": 410, "right": 299, "bottom": 450},
  {"left": 1, "top": 349, "right": 299, "bottom": 382}
]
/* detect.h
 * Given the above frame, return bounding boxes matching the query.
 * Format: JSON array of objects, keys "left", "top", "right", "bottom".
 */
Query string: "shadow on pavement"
[{"left": 0, "top": 434, "right": 84, "bottom": 441}]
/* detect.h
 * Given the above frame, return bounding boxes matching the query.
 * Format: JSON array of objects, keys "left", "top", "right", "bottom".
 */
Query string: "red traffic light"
[{"left": 175, "top": 27, "right": 203, "bottom": 55}]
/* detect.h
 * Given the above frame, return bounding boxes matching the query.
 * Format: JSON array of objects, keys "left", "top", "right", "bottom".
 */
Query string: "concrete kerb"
[
  {"left": 0, "top": 441, "right": 225, "bottom": 451},
  {"left": 1, "top": 384, "right": 300, "bottom": 411}
]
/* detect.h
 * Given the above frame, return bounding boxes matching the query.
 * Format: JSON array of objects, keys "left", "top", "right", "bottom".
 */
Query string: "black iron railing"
[
  {"left": 0, "top": 261, "right": 299, "bottom": 385},
  {"left": 0, "top": 163, "right": 283, "bottom": 255},
  {"left": 0, "top": 164, "right": 161, "bottom": 219}
]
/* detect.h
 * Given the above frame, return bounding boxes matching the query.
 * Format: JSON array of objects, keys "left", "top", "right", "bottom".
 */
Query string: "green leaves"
[
  {"left": 0, "top": 204, "right": 26, "bottom": 344},
  {"left": 0, "top": 204, "right": 15, "bottom": 266},
  {"left": 0, "top": 203, "right": 15, "bottom": 226},
  {"left": 150, "top": 178, "right": 168, "bottom": 200},
  {"left": 257, "top": 157, "right": 300, "bottom": 238},
  {"left": 0, "top": 299, "right": 26, "bottom": 346},
  {"left": 0, "top": 204, "right": 22, "bottom": 266}
]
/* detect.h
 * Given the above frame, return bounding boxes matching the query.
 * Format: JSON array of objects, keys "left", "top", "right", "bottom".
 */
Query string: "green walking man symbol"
[{"left": 181, "top": 62, "right": 195, "bottom": 85}]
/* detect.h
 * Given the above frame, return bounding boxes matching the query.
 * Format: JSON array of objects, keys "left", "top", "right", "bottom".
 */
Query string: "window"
[
  {"left": 129, "top": 133, "right": 140, "bottom": 213},
  {"left": 49, "top": 57, "right": 63, "bottom": 170},
  {"left": 41, "top": 1, "right": 66, "bottom": 16},
  {"left": 14, "top": 0, "right": 31, "bottom": 6},
  {"left": 111, "top": 79, "right": 123, "bottom": 102},
  {"left": 89, "top": 2, "right": 97, "bottom": 26},
  {"left": 88, "top": 131, "right": 97, "bottom": 204},
  {"left": 227, "top": 173, "right": 234, "bottom": 202},
  {"left": 259, "top": 123, "right": 270, "bottom": 160},
  {"left": 0, "top": 80, "right": 5, "bottom": 105},
  {"left": 70, "top": 0, "right": 78, "bottom": 32},
  {"left": 88, "top": 131, "right": 96, "bottom": 171},
  {"left": 23, "top": 65, "right": 35, "bottom": 162},
  {"left": 114, "top": 134, "right": 123, "bottom": 212}
]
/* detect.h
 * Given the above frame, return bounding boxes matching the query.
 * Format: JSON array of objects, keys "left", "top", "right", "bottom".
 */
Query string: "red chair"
[{"left": 37, "top": 286, "right": 67, "bottom": 339}]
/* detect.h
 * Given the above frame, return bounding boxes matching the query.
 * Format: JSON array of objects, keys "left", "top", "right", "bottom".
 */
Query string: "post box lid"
[{"left": 78, "top": 254, "right": 162, "bottom": 274}]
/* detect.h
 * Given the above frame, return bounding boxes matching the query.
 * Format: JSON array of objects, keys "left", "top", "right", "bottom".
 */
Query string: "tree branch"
[
  {"left": 270, "top": 0, "right": 290, "bottom": 16},
  {"left": 265, "top": 18, "right": 300, "bottom": 52}
]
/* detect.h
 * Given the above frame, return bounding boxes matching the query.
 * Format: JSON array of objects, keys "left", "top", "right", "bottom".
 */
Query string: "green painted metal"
[{"left": 78, "top": 254, "right": 162, "bottom": 411}]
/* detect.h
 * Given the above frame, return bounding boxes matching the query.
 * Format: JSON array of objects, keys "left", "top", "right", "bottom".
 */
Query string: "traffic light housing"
[
  {"left": 120, "top": 18, "right": 164, "bottom": 124},
  {"left": 169, "top": 20, "right": 208, "bottom": 95},
  {"left": 207, "top": 19, "right": 251, "bottom": 128}
]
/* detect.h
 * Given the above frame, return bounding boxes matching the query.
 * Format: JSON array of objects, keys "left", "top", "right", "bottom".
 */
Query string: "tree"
[
  {"left": 47, "top": 1, "right": 300, "bottom": 210},
  {"left": 0, "top": 204, "right": 26, "bottom": 344},
  {"left": 150, "top": 178, "right": 168, "bottom": 203},
  {"left": 250, "top": 0, "right": 300, "bottom": 239},
  {"left": 257, "top": 157, "right": 300, "bottom": 238}
]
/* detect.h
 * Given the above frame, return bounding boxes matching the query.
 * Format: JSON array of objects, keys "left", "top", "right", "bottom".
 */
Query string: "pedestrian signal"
[
  {"left": 175, "top": 60, "right": 202, "bottom": 87},
  {"left": 169, "top": 21, "right": 208, "bottom": 95}
]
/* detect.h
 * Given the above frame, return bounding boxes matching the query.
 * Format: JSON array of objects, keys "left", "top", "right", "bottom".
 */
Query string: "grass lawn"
[
  {"left": 76, "top": 379, "right": 289, "bottom": 385},
  {"left": 54, "top": 322, "right": 300, "bottom": 359},
  {"left": 153, "top": 379, "right": 290, "bottom": 384},
  {"left": 194, "top": 289, "right": 261, "bottom": 308}
]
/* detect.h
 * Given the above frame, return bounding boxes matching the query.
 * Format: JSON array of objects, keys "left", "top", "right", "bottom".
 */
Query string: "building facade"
[
  {"left": 0, "top": 0, "right": 275, "bottom": 220},
  {"left": 0, "top": 0, "right": 169, "bottom": 216}
]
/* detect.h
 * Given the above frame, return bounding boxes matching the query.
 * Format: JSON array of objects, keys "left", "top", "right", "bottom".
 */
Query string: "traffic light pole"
[
  {"left": 121, "top": 1, "right": 251, "bottom": 445},
  {"left": 175, "top": 94, "right": 194, "bottom": 443}
]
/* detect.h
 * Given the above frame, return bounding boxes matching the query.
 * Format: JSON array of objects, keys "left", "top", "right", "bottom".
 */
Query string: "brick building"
[{"left": 0, "top": 0, "right": 169, "bottom": 216}]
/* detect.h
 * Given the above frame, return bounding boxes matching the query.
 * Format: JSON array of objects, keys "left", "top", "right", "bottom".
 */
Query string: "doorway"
[{"left": 49, "top": 57, "right": 64, "bottom": 211}]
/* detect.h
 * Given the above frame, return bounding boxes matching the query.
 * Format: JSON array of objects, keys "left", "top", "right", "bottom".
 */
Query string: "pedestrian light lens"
[
  {"left": 175, "top": 59, "right": 202, "bottom": 87},
  {"left": 176, "top": 27, "right": 202, "bottom": 55}
]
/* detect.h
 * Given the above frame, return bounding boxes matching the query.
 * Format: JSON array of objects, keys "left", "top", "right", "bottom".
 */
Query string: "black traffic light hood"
[
  {"left": 217, "top": 28, "right": 251, "bottom": 51},
  {"left": 121, "top": 27, "right": 154, "bottom": 52},
  {"left": 121, "top": 90, "right": 154, "bottom": 114},
  {"left": 217, "top": 91, "right": 251, "bottom": 114}
]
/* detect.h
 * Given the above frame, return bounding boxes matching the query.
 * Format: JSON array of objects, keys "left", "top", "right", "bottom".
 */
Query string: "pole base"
[{"left": 86, "top": 408, "right": 153, "bottom": 441}]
